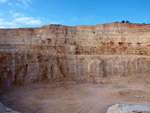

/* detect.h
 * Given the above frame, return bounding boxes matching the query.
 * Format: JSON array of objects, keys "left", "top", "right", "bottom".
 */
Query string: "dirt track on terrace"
[{"left": 0, "top": 81, "right": 150, "bottom": 113}]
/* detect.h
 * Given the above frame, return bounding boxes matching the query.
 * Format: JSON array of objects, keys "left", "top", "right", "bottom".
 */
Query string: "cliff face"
[{"left": 1, "top": 23, "right": 150, "bottom": 85}]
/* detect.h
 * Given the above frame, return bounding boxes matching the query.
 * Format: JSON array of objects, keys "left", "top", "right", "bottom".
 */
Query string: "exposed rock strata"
[{"left": 0, "top": 23, "right": 150, "bottom": 85}]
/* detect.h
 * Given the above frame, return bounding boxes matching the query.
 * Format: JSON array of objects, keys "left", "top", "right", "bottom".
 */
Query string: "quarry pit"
[{"left": 0, "top": 23, "right": 150, "bottom": 113}]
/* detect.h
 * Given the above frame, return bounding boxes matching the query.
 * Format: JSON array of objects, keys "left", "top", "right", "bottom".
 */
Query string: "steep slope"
[{"left": 0, "top": 23, "right": 150, "bottom": 86}]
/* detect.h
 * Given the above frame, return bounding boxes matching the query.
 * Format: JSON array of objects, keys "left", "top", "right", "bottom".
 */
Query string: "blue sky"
[{"left": 0, "top": 0, "right": 150, "bottom": 28}]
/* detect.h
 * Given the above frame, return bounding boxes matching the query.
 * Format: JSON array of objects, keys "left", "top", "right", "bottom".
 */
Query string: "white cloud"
[
  {"left": 8, "top": 2, "right": 13, "bottom": 6},
  {"left": 16, "top": 3, "right": 25, "bottom": 9},
  {"left": 0, "top": 10, "right": 62, "bottom": 28},
  {"left": 10, "top": 10, "right": 24, "bottom": 17},
  {"left": 20, "top": 0, "right": 31, "bottom": 5},
  {"left": 0, "top": 18, "right": 16, "bottom": 27},
  {"left": 0, "top": 16, "right": 42, "bottom": 28},
  {"left": 13, "top": 13, "right": 23, "bottom": 17},
  {"left": 0, "top": 10, "right": 43, "bottom": 28},
  {"left": 8, "top": 0, "right": 31, "bottom": 9},
  {"left": 15, "top": 17, "right": 42, "bottom": 25},
  {"left": 0, "top": 26, "right": 6, "bottom": 28},
  {"left": 26, "top": 19, "right": 41, "bottom": 25},
  {"left": 0, "top": 0, "right": 8, "bottom": 3},
  {"left": 9, "top": 10, "right": 42, "bottom": 25},
  {"left": 5, "top": 22, "right": 15, "bottom": 26},
  {"left": 16, "top": 0, "right": 31, "bottom": 9}
]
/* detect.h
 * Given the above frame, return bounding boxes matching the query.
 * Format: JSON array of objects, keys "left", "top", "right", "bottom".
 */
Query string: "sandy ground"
[{"left": 0, "top": 81, "right": 150, "bottom": 113}]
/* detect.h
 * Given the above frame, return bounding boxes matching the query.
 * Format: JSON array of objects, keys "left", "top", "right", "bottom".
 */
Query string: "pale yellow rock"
[{"left": 0, "top": 23, "right": 150, "bottom": 85}]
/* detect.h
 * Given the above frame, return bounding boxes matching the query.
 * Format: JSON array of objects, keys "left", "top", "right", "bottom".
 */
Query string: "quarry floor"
[{"left": 0, "top": 81, "right": 150, "bottom": 113}]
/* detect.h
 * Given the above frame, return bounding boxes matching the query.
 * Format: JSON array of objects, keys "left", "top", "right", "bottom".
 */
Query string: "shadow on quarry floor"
[{"left": 0, "top": 81, "right": 150, "bottom": 113}]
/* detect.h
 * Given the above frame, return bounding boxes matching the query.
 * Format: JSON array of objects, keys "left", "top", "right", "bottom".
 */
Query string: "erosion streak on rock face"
[{"left": 0, "top": 23, "right": 150, "bottom": 85}]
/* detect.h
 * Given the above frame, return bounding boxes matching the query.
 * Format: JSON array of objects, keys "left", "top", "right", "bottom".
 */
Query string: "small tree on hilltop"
[
  {"left": 121, "top": 20, "right": 125, "bottom": 23},
  {"left": 126, "top": 20, "right": 130, "bottom": 23}
]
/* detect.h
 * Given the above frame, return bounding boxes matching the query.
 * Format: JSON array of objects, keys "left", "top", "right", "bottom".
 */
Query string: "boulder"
[
  {"left": 107, "top": 104, "right": 150, "bottom": 113},
  {"left": 0, "top": 102, "right": 20, "bottom": 113}
]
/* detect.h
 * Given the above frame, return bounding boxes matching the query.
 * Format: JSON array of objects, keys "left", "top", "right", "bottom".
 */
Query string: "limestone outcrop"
[
  {"left": 107, "top": 104, "right": 150, "bottom": 113},
  {"left": 0, "top": 23, "right": 150, "bottom": 85}
]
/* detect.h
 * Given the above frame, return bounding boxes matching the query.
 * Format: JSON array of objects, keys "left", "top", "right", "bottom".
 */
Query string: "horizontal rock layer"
[{"left": 0, "top": 23, "right": 150, "bottom": 85}]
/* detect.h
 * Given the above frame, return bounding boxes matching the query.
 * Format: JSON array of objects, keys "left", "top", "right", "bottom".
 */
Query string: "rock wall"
[{"left": 0, "top": 23, "right": 150, "bottom": 85}]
